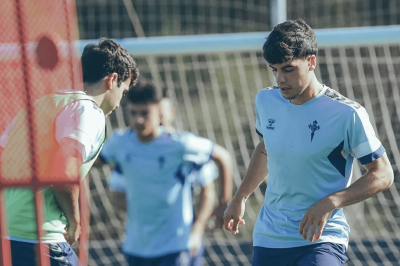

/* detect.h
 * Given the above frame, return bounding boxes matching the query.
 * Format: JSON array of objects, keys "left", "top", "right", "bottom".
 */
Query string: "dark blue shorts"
[
  {"left": 10, "top": 240, "right": 78, "bottom": 266},
  {"left": 252, "top": 243, "right": 348, "bottom": 266},
  {"left": 126, "top": 245, "right": 204, "bottom": 266}
]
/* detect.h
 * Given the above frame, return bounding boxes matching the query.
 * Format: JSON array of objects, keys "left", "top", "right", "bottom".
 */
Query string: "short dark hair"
[
  {"left": 127, "top": 81, "right": 161, "bottom": 104},
  {"left": 263, "top": 19, "right": 318, "bottom": 64},
  {"left": 81, "top": 38, "right": 139, "bottom": 87}
]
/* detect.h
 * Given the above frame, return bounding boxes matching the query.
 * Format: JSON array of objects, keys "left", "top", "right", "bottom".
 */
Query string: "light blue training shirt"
[
  {"left": 108, "top": 160, "right": 219, "bottom": 192},
  {"left": 253, "top": 85, "right": 385, "bottom": 249},
  {"left": 100, "top": 128, "right": 216, "bottom": 257}
]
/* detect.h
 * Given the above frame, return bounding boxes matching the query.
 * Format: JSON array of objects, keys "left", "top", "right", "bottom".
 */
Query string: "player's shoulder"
[
  {"left": 169, "top": 130, "right": 211, "bottom": 147},
  {"left": 63, "top": 97, "right": 104, "bottom": 119},
  {"left": 106, "top": 128, "right": 132, "bottom": 144},
  {"left": 255, "top": 86, "right": 283, "bottom": 103},
  {"left": 321, "top": 86, "right": 364, "bottom": 114},
  {"left": 169, "top": 130, "right": 196, "bottom": 143},
  {"left": 110, "top": 128, "right": 131, "bottom": 138}
]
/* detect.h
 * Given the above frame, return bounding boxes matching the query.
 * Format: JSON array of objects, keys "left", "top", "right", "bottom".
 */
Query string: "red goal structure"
[{"left": 0, "top": 0, "right": 89, "bottom": 265}]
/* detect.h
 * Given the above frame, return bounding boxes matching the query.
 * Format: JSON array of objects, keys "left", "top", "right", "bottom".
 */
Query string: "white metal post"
[{"left": 271, "top": 0, "right": 287, "bottom": 28}]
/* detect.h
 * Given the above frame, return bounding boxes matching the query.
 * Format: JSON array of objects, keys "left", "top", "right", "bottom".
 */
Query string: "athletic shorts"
[
  {"left": 252, "top": 243, "right": 348, "bottom": 266},
  {"left": 10, "top": 240, "right": 78, "bottom": 266},
  {"left": 126, "top": 245, "right": 204, "bottom": 266}
]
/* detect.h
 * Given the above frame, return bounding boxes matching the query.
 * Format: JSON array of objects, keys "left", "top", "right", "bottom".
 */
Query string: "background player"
[
  {"left": 107, "top": 86, "right": 231, "bottom": 229},
  {"left": 223, "top": 19, "right": 393, "bottom": 266},
  {"left": 99, "top": 82, "right": 233, "bottom": 266},
  {"left": 0, "top": 38, "right": 138, "bottom": 265}
]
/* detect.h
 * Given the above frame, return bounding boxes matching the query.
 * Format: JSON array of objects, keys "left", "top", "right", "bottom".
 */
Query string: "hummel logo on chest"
[
  {"left": 308, "top": 120, "right": 320, "bottom": 142},
  {"left": 266, "top": 118, "right": 275, "bottom": 130}
]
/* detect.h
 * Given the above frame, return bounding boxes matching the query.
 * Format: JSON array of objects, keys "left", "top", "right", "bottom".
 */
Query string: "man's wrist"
[
  {"left": 324, "top": 194, "right": 340, "bottom": 210},
  {"left": 219, "top": 196, "right": 232, "bottom": 204},
  {"left": 192, "top": 221, "right": 206, "bottom": 233},
  {"left": 232, "top": 193, "right": 248, "bottom": 204},
  {"left": 67, "top": 217, "right": 81, "bottom": 227}
]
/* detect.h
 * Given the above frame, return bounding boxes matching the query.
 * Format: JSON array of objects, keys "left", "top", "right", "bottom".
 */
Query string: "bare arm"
[
  {"left": 110, "top": 190, "right": 127, "bottom": 211},
  {"left": 299, "top": 152, "right": 393, "bottom": 242},
  {"left": 223, "top": 139, "right": 268, "bottom": 234},
  {"left": 233, "top": 139, "right": 268, "bottom": 202},
  {"left": 51, "top": 138, "right": 83, "bottom": 245},
  {"left": 190, "top": 181, "right": 215, "bottom": 255},
  {"left": 212, "top": 144, "right": 233, "bottom": 204},
  {"left": 210, "top": 144, "right": 233, "bottom": 228}
]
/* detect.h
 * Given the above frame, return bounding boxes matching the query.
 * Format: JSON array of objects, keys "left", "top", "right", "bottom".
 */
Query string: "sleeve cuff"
[
  {"left": 358, "top": 145, "right": 385, "bottom": 165},
  {"left": 256, "top": 128, "right": 263, "bottom": 138}
]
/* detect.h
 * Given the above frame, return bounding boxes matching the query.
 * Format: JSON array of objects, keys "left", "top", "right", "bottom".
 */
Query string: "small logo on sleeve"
[
  {"left": 266, "top": 119, "right": 276, "bottom": 130},
  {"left": 308, "top": 120, "right": 320, "bottom": 142}
]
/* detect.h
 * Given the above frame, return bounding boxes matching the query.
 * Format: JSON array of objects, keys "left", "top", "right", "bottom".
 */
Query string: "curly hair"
[
  {"left": 81, "top": 38, "right": 139, "bottom": 87},
  {"left": 263, "top": 19, "right": 318, "bottom": 64}
]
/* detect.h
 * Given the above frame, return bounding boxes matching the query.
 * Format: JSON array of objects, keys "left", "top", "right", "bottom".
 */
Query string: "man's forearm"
[
  {"left": 193, "top": 182, "right": 215, "bottom": 231},
  {"left": 327, "top": 168, "right": 393, "bottom": 210},
  {"left": 212, "top": 145, "right": 233, "bottom": 203},
  {"left": 53, "top": 184, "right": 80, "bottom": 225},
  {"left": 325, "top": 154, "right": 393, "bottom": 210},
  {"left": 234, "top": 140, "right": 268, "bottom": 202}
]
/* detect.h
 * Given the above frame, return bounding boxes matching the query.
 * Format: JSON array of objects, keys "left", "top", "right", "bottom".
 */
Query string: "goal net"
[{"left": 74, "top": 1, "right": 400, "bottom": 265}]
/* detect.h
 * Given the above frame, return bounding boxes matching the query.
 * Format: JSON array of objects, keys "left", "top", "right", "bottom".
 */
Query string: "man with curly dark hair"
[
  {"left": 0, "top": 38, "right": 139, "bottom": 266},
  {"left": 224, "top": 19, "right": 393, "bottom": 266}
]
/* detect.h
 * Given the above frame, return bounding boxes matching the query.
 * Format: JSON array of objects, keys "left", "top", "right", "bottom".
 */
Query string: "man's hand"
[
  {"left": 63, "top": 220, "right": 81, "bottom": 246},
  {"left": 189, "top": 225, "right": 204, "bottom": 256},
  {"left": 212, "top": 201, "right": 228, "bottom": 230},
  {"left": 223, "top": 197, "right": 246, "bottom": 235},
  {"left": 299, "top": 198, "right": 335, "bottom": 242}
]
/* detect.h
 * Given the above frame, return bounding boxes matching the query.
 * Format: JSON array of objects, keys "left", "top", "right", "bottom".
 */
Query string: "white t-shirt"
[
  {"left": 0, "top": 91, "right": 105, "bottom": 243},
  {"left": 0, "top": 91, "right": 105, "bottom": 162}
]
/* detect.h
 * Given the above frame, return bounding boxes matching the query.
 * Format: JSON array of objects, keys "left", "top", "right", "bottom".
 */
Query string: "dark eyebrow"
[
  {"left": 282, "top": 65, "right": 295, "bottom": 69},
  {"left": 269, "top": 65, "right": 295, "bottom": 70}
]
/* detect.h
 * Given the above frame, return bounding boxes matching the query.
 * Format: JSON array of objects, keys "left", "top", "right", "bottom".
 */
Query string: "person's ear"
[
  {"left": 107, "top": 73, "right": 118, "bottom": 90},
  {"left": 308, "top": 55, "right": 316, "bottom": 72}
]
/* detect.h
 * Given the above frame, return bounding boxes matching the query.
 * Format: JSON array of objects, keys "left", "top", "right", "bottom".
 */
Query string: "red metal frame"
[
  {"left": 0, "top": 189, "right": 12, "bottom": 266},
  {"left": 0, "top": 0, "right": 88, "bottom": 265}
]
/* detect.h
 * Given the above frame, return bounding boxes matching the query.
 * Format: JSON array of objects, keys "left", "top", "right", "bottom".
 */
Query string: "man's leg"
[
  {"left": 252, "top": 246, "right": 294, "bottom": 266},
  {"left": 10, "top": 240, "right": 36, "bottom": 265},
  {"left": 47, "top": 242, "right": 78, "bottom": 266},
  {"left": 296, "top": 243, "right": 348, "bottom": 266}
]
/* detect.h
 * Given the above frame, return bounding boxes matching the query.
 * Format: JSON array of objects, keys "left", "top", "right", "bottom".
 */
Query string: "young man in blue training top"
[
  {"left": 107, "top": 85, "right": 229, "bottom": 225},
  {"left": 100, "top": 82, "right": 232, "bottom": 266},
  {"left": 223, "top": 19, "right": 394, "bottom": 266}
]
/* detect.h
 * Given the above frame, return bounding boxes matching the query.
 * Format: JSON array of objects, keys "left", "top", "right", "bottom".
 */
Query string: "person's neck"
[
  {"left": 83, "top": 82, "right": 106, "bottom": 108},
  {"left": 163, "top": 125, "right": 175, "bottom": 133},
  {"left": 137, "top": 127, "right": 161, "bottom": 143},
  {"left": 290, "top": 76, "right": 323, "bottom": 105}
]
